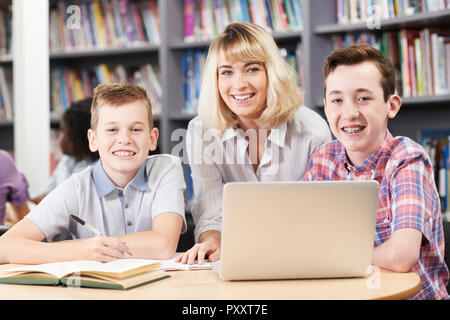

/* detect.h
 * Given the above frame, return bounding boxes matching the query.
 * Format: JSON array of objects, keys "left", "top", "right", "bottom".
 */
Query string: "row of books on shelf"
[
  {"left": 184, "top": 0, "right": 303, "bottom": 42},
  {"left": 279, "top": 43, "right": 303, "bottom": 88},
  {"left": 332, "top": 28, "right": 450, "bottom": 98},
  {"left": 182, "top": 49, "right": 205, "bottom": 115},
  {"left": 50, "top": 0, "right": 160, "bottom": 53},
  {"left": 0, "top": 7, "right": 11, "bottom": 56},
  {"left": 420, "top": 129, "right": 450, "bottom": 213},
  {"left": 0, "top": 66, "right": 12, "bottom": 121},
  {"left": 337, "top": 0, "right": 450, "bottom": 24},
  {"left": 50, "top": 63, "right": 162, "bottom": 118},
  {"left": 182, "top": 44, "right": 302, "bottom": 115}
]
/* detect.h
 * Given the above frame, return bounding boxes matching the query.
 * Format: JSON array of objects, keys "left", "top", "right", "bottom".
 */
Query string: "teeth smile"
[
  {"left": 232, "top": 94, "right": 253, "bottom": 100},
  {"left": 342, "top": 127, "right": 364, "bottom": 134},
  {"left": 113, "top": 151, "right": 136, "bottom": 157}
]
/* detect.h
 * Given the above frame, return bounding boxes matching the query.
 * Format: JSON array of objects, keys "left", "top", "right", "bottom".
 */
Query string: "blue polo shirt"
[{"left": 26, "top": 154, "right": 186, "bottom": 240}]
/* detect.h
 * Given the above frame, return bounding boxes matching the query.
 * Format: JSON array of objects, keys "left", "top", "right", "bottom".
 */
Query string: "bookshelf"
[
  {"left": 3, "top": 0, "right": 449, "bottom": 209},
  {"left": 315, "top": 8, "right": 450, "bottom": 34},
  {"left": 0, "top": 0, "right": 11, "bottom": 151},
  {"left": 304, "top": 1, "right": 450, "bottom": 141}
]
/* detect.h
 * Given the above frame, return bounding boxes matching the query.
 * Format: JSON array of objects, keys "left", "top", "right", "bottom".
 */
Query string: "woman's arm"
[
  {"left": 176, "top": 119, "right": 224, "bottom": 264},
  {"left": 175, "top": 230, "right": 221, "bottom": 264}
]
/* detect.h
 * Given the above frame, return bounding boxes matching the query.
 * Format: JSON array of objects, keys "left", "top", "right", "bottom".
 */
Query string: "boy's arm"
[
  {"left": 115, "top": 212, "right": 183, "bottom": 260},
  {"left": 373, "top": 151, "right": 436, "bottom": 273},
  {"left": 124, "top": 155, "right": 186, "bottom": 260},
  {"left": 0, "top": 218, "right": 130, "bottom": 264},
  {"left": 372, "top": 228, "right": 422, "bottom": 272}
]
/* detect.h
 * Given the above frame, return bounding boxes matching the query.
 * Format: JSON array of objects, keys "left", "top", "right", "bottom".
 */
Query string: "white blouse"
[{"left": 186, "top": 106, "right": 332, "bottom": 241}]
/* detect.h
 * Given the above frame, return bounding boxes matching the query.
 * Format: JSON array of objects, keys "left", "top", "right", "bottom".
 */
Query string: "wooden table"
[{"left": 0, "top": 264, "right": 421, "bottom": 300}]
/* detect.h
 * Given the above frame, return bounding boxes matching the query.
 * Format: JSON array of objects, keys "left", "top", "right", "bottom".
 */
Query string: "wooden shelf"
[
  {"left": 170, "top": 113, "right": 195, "bottom": 121},
  {"left": 272, "top": 29, "right": 303, "bottom": 40},
  {"left": 0, "top": 120, "right": 12, "bottom": 127},
  {"left": 401, "top": 94, "right": 450, "bottom": 105},
  {"left": 170, "top": 29, "right": 303, "bottom": 50},
  {"left": 170, "top": 39, "right": 211, "bottom": 50},
  {"left": 315, "top": 9, "right": 450, "bottom": 34},
  {"left": 50, "top": 45, "right": 160, "bottom": 59},
  {"left": 0, "top": 54, "right": 12, "bottom": 64},
  {"left": 50, "top": 117, "right": 60, "bottom": 127}
]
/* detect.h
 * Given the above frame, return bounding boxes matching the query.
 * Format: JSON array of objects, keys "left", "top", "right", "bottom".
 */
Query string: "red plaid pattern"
[{"left": 302, "top": 130, "right": 449, "bottom": 300}]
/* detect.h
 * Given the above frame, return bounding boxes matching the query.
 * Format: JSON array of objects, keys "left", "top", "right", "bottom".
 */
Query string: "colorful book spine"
[
  {"left": 337, "top": 0, "right": 449, "bottom": 23},
  {"left": 51, "top": 63, "right": 163, "bottom": 116},
  {"left": 240, "top": 0, "right": 252, "bottom": 22},
  {"left": 148, "top": 0, "right": 160, "bottom": 44},
  {"left": 50, "top": 0, "right": 160, "bottom": 52},
  {"left": 333, "top": 27, "right": 450, "bottom": 98},
  {"left": 414, "top": 37, "right": 424, "bottom": 95},
  {"left": 0, "top": 67, "right": 12, "bottom": 121},
  {"left": 420, "top": 129, "right": 450, "bottom": 213},
  {"left": 408, "top": 43, "right": 417, "bottom": 96},
  {"left": 183, "top": 0, "right": 303, "bottom": 41}
]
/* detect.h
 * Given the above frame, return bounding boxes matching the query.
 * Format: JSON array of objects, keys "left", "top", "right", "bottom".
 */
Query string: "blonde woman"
[{"left": 176, "top": 22, "right": 331, "bottom": 264}]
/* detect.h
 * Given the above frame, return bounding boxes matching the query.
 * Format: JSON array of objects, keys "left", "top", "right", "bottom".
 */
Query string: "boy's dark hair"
[
  {"left": 91, "top": 82, "right": 153, "bottom": 130},
  {"left": 62, "top": 97, "right": 99, "bottom": 162},
  {"left": 323, "top": 44, "right": 396, "bottom": 102}
]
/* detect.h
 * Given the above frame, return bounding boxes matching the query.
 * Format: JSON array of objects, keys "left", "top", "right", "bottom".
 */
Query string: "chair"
[
  {"left": 176, "top": 212, "right": 195, "bottom": 252},
  {"left": 443, "top": 220, "right": 450, "bottom": 294},
  {"left": 0, "top": 225, "right": 10, "bottom": 236}
]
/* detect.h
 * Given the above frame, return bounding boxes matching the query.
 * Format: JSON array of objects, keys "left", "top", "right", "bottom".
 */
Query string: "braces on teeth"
[{"left": 343, "top": 127, "right": 363, "bottom": 133}]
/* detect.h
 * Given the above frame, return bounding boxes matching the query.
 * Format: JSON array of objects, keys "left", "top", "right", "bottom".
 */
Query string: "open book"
[{"left": 0, "top": 259, "right": 169, "bottom": 290}]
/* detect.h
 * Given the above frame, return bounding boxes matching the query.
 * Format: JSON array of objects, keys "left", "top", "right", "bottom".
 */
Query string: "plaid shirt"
[{"left": 302, "top": 130, "right": 449, "bottom": 300}]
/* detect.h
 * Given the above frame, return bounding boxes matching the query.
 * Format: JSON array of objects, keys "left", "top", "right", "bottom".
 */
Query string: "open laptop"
[{"left": 212, "top": 181, "right": 379, "bottom": 281}]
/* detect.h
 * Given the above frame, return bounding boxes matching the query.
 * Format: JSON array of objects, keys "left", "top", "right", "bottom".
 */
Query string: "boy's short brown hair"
[
  {"left": 90, "top": 82, "right": 153, "bottom": 130},
  {"left": 323, "top": 44, "right": 396, "bottom": 102}
]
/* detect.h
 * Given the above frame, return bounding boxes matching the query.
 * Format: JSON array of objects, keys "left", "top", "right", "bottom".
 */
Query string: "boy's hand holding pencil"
[{"left": 71, "top": 215, "right": 133, "bottom": 262}]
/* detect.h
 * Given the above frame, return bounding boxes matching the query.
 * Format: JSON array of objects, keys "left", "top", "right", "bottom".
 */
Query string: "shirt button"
[
  {"left": 127, "top": 221, "right": 132, "bottom": 226},
  {"left": 383, "top": 218, "right": 389, "bottom": 224}
]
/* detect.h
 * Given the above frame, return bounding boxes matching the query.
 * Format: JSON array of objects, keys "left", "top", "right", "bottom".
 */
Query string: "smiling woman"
[
  {"left": 175, "top": 22, "right": 332, "bottom": 265},
  {"left": 217, "top": 59, "right": 267, "bottom": 129}
]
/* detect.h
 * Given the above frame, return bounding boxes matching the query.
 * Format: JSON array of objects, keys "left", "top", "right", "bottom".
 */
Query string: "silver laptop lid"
[{"left": 220, "top": 181, "right": 379, "bottom": 281}]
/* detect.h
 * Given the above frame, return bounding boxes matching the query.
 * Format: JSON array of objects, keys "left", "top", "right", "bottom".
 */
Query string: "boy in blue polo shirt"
[{"left": 0, "top": 83, "right": 186, "bottom": 264}]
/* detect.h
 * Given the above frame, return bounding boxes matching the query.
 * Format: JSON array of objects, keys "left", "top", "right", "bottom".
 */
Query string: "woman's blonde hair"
[{"left": 198, "top": 22, "right": 303, "bottom": 133}]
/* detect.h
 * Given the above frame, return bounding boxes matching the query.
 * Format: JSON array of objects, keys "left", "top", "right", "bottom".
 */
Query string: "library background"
[{"left": 0, "top": 0, "right": 449, "bottom": 246}]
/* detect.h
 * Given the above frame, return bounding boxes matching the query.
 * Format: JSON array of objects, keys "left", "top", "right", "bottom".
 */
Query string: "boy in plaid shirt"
[{"left": 303, "top": 45, "right": 448, "bottom": 299}]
